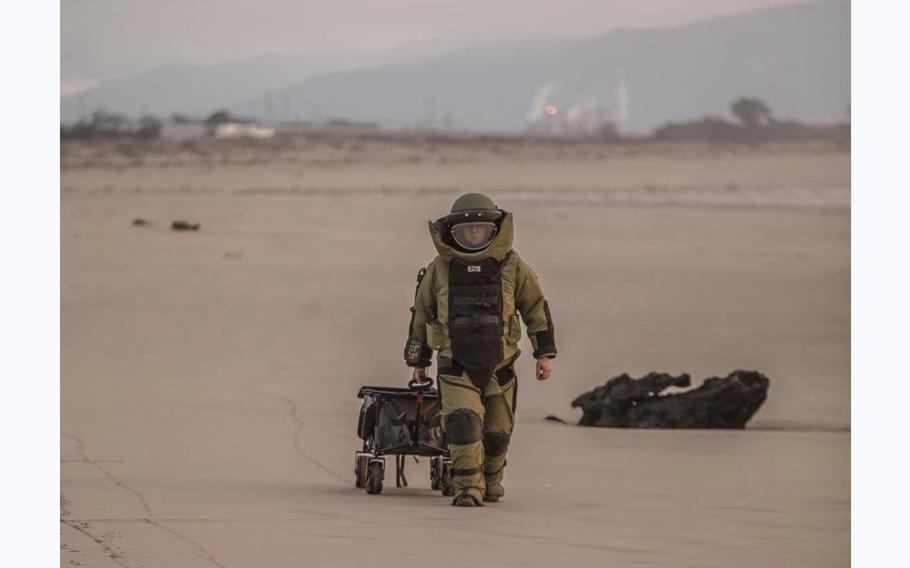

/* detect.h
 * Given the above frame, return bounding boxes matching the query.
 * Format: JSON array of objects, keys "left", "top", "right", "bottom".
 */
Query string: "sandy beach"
[{"left": 61, "top": 139, "right": 850, "bottom": 567}]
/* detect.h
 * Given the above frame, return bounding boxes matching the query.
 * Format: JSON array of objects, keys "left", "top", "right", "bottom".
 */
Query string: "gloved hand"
[{"left": 536, "top": 357, "right": 552, "bottom": 381}]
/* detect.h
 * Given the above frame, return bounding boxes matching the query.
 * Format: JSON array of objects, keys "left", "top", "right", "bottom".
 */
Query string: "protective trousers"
[{"left": 439, "top": 370, "right": 516, "bottom": 503}]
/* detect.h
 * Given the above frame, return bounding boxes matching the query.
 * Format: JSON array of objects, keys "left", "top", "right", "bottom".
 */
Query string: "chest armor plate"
[{"left": 448, "top": 257, "right": 504, "bottom": 387}]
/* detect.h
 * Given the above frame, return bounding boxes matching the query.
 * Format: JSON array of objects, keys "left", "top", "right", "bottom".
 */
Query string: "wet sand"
[{"left": 61, "top": 140, "right": 849, "bottom": 567}]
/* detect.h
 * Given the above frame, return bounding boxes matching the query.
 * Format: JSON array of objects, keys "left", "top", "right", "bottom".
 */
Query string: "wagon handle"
[
  {"left": 407, "top": 376, "right": 433, "bottom": 452},
  {"left": 408, "top": 377, "right": 434, "bottom": 390}
]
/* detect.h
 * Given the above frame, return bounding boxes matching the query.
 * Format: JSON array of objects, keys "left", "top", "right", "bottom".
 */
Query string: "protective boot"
[
  {"left": 483, "top": 441, "right": 508, "bottom": 502},
  {"left": 482, "top": 457, "right": 507, "bottom": 502},
  {"left": 452, "top": 492, "right": 484, "bottom": 507}
]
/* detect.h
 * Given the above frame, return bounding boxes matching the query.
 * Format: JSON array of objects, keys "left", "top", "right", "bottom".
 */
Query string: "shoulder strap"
[
  {"left": 483, "top": 250, "right": 514, "bottom": 284},
  {"left": 413, "top": 267, "right": 427, "bottom": 299}
]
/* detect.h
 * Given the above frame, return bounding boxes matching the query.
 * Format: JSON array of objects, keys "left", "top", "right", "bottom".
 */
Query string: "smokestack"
[
  {"left": 527, "top": 83, "right": 557, "bottom": 122},
  {"left": 616, "top": 70, "right": 629, "bottom": 133}
]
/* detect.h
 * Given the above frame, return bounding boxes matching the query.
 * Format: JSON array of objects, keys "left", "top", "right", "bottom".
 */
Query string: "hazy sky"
[{"left": 62, "top": 0, "right": 807, "bottom": 94}]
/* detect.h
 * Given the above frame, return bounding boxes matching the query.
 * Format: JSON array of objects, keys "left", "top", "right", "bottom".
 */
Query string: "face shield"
[{"left": 450, "top": 222, "right": 498, "bottom": 251}]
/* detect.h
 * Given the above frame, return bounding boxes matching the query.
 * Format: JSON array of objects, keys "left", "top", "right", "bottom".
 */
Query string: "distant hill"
[
  {"left": 59, "top": 39, "right": 481, "bottom": 125},
  {"left": 235, "top": 1, "right": 849, "bottom": 132},
  {"left": 60, "top": 50, "right": 380, "bottom": 124},
  {"left": 62, "top": 1, "right": 849, "bottom": 133}
]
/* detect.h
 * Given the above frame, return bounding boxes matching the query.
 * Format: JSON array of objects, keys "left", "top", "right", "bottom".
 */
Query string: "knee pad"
[
  {"left": 483, "top": 431, "right": 511, "bottom": 457},
  {"left": 445, "top": 409, "right": 483, "bottom": 445}
]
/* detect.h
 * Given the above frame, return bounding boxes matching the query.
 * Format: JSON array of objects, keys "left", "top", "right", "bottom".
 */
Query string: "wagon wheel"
[
  {"left": 354, "top": 453, "right": 370, "bottom": 488},
  {"left": 440, "top": 460, "right": 454, "bottom": 497},
  {"left": 429, "top": 457, "right": 442, "bottom": 490},
  {"left": 365, "top": 460, "right": 385, "bottom": 495}
]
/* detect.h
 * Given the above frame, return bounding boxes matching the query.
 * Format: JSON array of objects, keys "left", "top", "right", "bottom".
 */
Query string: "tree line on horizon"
[{"left": 60, "top": 97, "right": 849, "bottom": 145}]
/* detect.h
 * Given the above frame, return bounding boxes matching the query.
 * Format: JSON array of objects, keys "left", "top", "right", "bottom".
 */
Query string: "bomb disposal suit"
[{"left": 403, "top": 193, "right": 557, "bottom": 506}]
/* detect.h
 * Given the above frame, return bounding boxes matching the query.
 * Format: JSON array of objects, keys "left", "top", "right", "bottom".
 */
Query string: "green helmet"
[
  {"left": 444, "top": 193, "right": 503, "bottom": 251},
  {"left": 450, "top": 192, "right": 497, "bottom": 213}
]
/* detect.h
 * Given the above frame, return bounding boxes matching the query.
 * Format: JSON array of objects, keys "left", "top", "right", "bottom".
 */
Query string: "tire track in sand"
[
  {"left": 243, "top": 387, "right": 348, "bottom": 484},
  {"left": 61, "top": 432, "right": 230, "bottom": 568},
  {"left": 144, "top": 519, "right": 229, "bottom": 568},
  {"left": 63, "top": 432, "right": 152, "bottom": 516},
  {"left": 60, "top": 516, "right": 136, "bottom": 568}
]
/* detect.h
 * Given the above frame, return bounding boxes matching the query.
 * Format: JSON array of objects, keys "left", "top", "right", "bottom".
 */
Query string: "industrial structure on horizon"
[{"left": 525, "top": 76, "right": 629, "bottom": 138}]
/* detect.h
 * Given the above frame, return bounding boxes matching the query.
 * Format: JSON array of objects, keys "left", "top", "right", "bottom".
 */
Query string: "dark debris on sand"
[
  {"left": 171, "top": 220, "right": 201, "bottom": 231},
  {"left": 571, "top": 370, "right": 769, "bottom": 429}
]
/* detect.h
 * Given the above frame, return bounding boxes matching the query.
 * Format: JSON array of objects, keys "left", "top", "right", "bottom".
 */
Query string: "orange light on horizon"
[{"left": 544, "top": 105, "right": 558, "bottom": 115}]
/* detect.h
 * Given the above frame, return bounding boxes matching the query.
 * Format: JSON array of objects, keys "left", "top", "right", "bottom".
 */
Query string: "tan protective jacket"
[{"left": 404, "top": 212, "right": 556, "bottom": 371}]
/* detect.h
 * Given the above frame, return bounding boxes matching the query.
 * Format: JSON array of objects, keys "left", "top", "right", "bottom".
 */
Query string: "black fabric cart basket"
[{"left": 354, "top": 379, "right": 454, "bottom": 495}]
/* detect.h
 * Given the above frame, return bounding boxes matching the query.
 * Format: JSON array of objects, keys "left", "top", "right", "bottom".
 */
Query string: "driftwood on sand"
[
  {"left": 571, "top": 370, "right": 769, "bottom": 429},
  {"left": 171, "top": 220, "right": 201, "bottom": 231}
]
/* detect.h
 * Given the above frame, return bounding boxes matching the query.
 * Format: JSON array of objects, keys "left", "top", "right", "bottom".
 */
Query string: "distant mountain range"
[
  {"left": 59, "top": 39, "right": 482, "bottom": 125},
  {"left": 62, "top": 1, "right": 849, "bottom": 133},
  {"left": 60, "top": 51, "right": 377, "bottom": 124}
]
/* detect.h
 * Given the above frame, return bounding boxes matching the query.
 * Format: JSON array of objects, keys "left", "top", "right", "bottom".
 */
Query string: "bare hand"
[
  {"left": 536, "top": 357, "right": 552, "bottom": 381},
  {"left": 412, "top": 367, "right": 428, "bottom": 382}
]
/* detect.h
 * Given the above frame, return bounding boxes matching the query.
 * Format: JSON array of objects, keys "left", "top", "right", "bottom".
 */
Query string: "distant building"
[
  {"left": 212, "top": 122, "right": 275, "bottom": 139},
  {"left": 160, "top": 121, "right": 207, "bottom": 141},
  {"left": 199, "top": 110, "right": 275, "bottom": 139},
  {"left": 527, "top": 96, "right": 617, "bottom": 139}
]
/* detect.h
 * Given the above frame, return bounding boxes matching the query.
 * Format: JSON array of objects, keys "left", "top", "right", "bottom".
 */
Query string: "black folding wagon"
[{"left": 355, "top": 378, "right": 453, "bottom": 496}]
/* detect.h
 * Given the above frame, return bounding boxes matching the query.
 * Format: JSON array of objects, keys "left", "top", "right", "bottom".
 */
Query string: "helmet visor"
[{"left": 451, "top": 222, "right": 497, "bottom": 251}]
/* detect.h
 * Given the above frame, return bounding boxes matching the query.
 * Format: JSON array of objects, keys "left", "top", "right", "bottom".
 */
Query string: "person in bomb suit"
[{"left": 404, "top": 193, "right": 557, "bottom": 507}]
